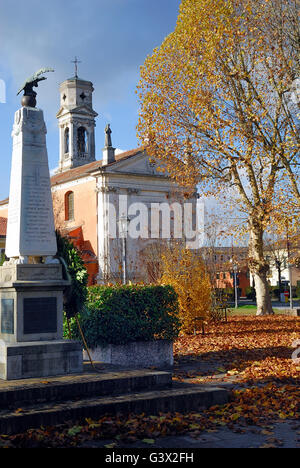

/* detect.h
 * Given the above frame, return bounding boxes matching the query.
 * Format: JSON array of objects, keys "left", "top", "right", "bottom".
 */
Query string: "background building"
[{"left": 200, "top": 246, "right": 250, "bottom": 297}]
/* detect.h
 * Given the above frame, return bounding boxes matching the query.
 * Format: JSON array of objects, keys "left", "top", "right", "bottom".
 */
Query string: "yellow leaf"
[{"left": 142, "top": 439, "right": 155, "bottom": 445}]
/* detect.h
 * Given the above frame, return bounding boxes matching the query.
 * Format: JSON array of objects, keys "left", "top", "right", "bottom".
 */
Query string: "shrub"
[
  {"left": 0, "top": 252, "right": 6, "bottom": 266},
  {"left": 66, "top": 284, "right": 181, "bottom": 348},
  {"left": 245, "top": 286, "right": 256, "bottom": 300},
  {"left": 56, "top": 231, "right": 88, "bottom": 319},
  {"left": 160, "top": 245, "right": 212, "bottom": 334},
  {"left": 269, "top": 286, "right": 280, "bottom": 300}
]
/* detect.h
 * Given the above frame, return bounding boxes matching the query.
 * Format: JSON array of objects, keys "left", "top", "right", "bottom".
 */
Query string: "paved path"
[{"left": 79, "top": 421, "right": 300, "bottom": 448}]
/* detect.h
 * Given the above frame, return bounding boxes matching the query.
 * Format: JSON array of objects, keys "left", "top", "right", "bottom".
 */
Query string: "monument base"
[
  {"left": 0, "top": 340, "right": 82, "bottom": 380},
  {"left": 0, "top": 263, "right": 83, "bottom": 380}
]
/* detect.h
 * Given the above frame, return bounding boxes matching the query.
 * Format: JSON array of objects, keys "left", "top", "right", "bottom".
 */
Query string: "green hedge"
[{"left": 65, "top": 284, "right": 181, "bottom": 349}]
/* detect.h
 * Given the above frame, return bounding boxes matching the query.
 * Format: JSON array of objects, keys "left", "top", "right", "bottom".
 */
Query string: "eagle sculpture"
[{"left": 17, "top": 68, "right": 54, "bottom": 107}]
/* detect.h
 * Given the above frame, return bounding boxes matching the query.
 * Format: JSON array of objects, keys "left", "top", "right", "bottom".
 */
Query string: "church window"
[
  {"left": 77, "top": 126, "right": 88, "bottom": 154},
  {"left": 64, "top": 127, "right": 69, "bottom": 154},
  {"left": 65, "top": 191, "right": 74, "bottom": 221}
]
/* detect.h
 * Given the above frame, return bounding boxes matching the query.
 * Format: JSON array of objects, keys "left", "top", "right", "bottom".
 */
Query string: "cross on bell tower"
[{"left": 71, "top": 56, "right": 81, "bottom": 79}]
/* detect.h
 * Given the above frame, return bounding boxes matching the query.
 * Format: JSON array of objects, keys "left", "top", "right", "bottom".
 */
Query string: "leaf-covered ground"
[
  {"left": 0, "top": 316, "right": 299, "bottom": 448},
  {"left": 174, "top": 316, "right": 300, "bottom": 384}
]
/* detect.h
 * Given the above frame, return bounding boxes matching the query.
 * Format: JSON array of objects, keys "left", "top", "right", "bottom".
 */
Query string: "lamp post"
[
  {"left": 230, "top": 241, "right": 239, "bottom": 309},
  {"left": 288, "top": 263, "right": 293, "bottom": 310},
  {"left": 229, "top": 258, "right": 238, "bottom": 308},
  {"left": 285, "top": 219, "right": 294, "bottom": 310},
  {"left": 286, "top": 227, "right": 294, "bottom": 310},
  {"left": 119, "top": 216, "right": 130, "bottom": 285},
  {"left": 233, "top": 263, "right": 238, "bottom": 309}
]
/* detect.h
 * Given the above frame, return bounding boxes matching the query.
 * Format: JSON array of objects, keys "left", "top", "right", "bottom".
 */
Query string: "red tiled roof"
[
  {"left": 51, "top": 159, "right": 102, "bottom": 186},
  {"left": 114, "top": 148, "right": 143, "bottom": 162},
  {"left": 0, "top": 197, "right": 9, "bottom": 206},
  {"left": 51, "top": 148, "right": 142, "bottom": 186},
  {"left": 0, "top": 217, "right": 7, "bottom": 236}
]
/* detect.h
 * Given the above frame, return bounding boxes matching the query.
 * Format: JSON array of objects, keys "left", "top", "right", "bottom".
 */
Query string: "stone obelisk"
[
  {"left": 5, "top": 106, "right": 57, "bottom": 262},
  {"left": 0, "top": 69, "right": 83, "bottom": 380}
]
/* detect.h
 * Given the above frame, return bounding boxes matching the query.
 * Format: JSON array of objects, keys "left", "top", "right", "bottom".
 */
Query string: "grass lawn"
[{"left": 228, "top": 305, "right": 294, "bottom": 316}]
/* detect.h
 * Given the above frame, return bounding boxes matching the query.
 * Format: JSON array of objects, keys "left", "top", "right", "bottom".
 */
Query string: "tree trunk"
[
  {"left": 248, "top": 218, "right": 274, "bottom": 316},
  {"left": 252, "top": 271, "right": 274, "bottom": 316}
]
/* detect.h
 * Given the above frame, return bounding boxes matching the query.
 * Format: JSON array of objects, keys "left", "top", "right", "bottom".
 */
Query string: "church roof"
[
  {"left": 0, "top": 197, "right": 8, "bottom": 206},
  {"left": 51, "top": 148, "right": 142, "bottom": 186},
  {"left": 51, "top": 159, "right": 102, "bottom": 186}
]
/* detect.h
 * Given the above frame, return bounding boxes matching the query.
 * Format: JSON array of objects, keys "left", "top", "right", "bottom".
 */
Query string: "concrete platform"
[
  {"left": 0, "top": 363, "right": 229, "bottom": 434},
  {"left": 0, "top": 340, "right": 83, "bottom": 380}
]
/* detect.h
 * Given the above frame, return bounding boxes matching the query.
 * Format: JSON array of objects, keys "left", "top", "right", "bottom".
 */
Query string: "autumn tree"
[
  {"left": 160, "top": 243, "right": 212, "bottom": 334},
  {"left": 137, "top": 0, "right": 300, "bottom": 315}
]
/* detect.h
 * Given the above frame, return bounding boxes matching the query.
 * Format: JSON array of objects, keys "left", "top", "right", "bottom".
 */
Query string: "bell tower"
[{"left": 56, "top": 72, "right": 98, "bottom": 172}]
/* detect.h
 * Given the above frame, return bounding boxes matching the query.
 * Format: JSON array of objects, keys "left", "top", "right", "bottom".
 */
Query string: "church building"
[{"left": 0, "top": 73, "right": 198, "bottom": 284}]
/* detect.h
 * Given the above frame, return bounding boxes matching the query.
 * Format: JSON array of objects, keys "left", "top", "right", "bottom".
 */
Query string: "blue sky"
[{"left": 0, "top": 0, "right": 181, "bottom": 200}]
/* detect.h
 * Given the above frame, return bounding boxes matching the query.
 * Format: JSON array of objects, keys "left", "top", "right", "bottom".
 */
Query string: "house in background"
[
  {"left": 263, "top": 239, "right": 300, "bottom": 290},
  {"left": 200, "top": 246, "right": 250, "bottom": 297}
]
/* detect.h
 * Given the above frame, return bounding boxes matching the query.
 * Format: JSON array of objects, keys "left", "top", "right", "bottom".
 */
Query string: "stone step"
[
  {"left": 0, "top": 383, "right": 228, "bottom": 435},
  {"left": 0, "top": 369, "right": 172, "bottom": 409}
]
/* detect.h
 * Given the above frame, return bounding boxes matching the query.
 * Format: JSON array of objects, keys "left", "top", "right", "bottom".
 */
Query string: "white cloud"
[{"left": 115, "top": 148, "right": 127, "bottom": 155}]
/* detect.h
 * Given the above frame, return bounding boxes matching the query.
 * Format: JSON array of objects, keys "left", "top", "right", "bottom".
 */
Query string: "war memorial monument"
[{"left": 0, "top": 69, "right": 83, "bottom": 380}]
